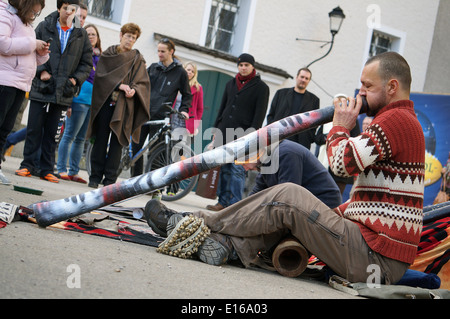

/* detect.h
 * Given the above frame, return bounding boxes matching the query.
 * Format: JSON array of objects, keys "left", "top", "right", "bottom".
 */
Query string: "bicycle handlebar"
[
  {"left": 144, "top": 103, "right": 187, "bottom": 127},
  {"left": 162, "top": 102, "right": 188, "bottom": 120}
]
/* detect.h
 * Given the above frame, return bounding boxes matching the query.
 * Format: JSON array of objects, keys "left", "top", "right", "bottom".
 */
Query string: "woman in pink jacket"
[
  {"left": 172, "top": 62, "right": 204, "bottom": 137},
  {"left": 0, "top": 0, "right": 49, "bottom": 185}
]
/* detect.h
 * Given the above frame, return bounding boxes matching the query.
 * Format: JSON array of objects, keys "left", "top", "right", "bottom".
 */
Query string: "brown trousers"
[{"left": 193, "top": 183, "right": 409, "bottom": 284}]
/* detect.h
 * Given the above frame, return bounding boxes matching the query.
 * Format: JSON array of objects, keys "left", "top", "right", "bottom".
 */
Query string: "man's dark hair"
[
  {"left": 297, "top": 67, "right": 312, "bottom": 80},
  {"left": 366, "top": 52, "right": 412, "bottom": 93},
  {"left": 57, "top": 0, "right": 80, "bottom": 10}
]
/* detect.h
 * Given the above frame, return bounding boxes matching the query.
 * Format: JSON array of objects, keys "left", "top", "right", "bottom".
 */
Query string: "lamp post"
[{"left": 296, "top": 7, "right": 346, "bottom": 68}]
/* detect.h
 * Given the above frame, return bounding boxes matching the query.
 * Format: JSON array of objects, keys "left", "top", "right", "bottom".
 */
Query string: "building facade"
[{"left": 32, "top": 0, "right": 448, "bottom": 148}]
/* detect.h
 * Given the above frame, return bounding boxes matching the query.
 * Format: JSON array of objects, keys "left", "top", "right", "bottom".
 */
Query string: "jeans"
[
  {"left": 57, "top": 103, "right": 91, "bottom": 175},
  {"left": 0, "top": 85, "right": 26, "bottom": 167},
  {"left": 218, "top": 163, "right": 246, "bottom": 207},
  {"left": 194, "top": 183, "right": 409, "bottom": 284}
]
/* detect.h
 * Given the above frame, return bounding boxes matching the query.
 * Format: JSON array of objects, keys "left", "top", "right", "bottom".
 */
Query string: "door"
[{"left": 196, "top": 70, "right": 233, "bottom": 152}]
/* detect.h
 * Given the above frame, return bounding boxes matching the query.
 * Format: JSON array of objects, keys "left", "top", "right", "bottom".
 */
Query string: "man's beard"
[{"left": 366, "top": 94, "right": 388, "bottom": 117}]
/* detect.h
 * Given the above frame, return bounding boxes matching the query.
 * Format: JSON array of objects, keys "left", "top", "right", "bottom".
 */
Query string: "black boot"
[{"left": 144, "top": 199, "right": 187, "bottom": 237}]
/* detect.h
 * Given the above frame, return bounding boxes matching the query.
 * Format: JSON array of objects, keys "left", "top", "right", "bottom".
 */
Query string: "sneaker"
[
  {"left": 88, "top": 181, "right": 99, "bottom": 189},
  {"left": 70, "top": 175, "right": 87, "bottom": 184},
  {"left": 196, "top": 233, "right": 232, "bottom": 266},
  {"left": 0, "top": 170, "right": 11, "bottom": 186},
  {"left": 144, "top": 199, "right": 183, "bottom": 237},
  {"left": 58, "top": 172, "right": 71, "bottom": 181},
  {"left": 41, "top": 173, "right": 59, "bottom": 183},
  {"left": 15, "top": 168, "right": 31, "bottom": 177},
  {"left": 166, "top": 213, "right": 185, "bottom": 236},
  {"left": 166, "top": 214, "right": 233, "bottom": 266}
]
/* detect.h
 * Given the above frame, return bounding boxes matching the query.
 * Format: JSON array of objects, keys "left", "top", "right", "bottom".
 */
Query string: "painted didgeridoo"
[{"left": 33, "top": 97, "right": 368, "bottom": 228}]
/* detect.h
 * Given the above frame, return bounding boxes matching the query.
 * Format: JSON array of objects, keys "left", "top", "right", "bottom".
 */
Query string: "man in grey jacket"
[{"left": 16, "top": 0, "right": 92, "bottom": 183}]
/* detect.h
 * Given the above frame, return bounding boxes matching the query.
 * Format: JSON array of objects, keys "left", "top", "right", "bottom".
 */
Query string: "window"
[
  {"left": 86, "top": 0, "right": 114, "bottom": 21},
  {"left": 369, "top": 31, "right": 393, "bottom": 57},
  {"left": 82, "top": 0, "right": 130, "bottom": 25},
  {"left": 205, "top": 0, "right": 240, "bottom": 53}
]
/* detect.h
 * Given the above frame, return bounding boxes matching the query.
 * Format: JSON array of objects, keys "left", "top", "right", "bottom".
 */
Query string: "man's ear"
[{"left": 387, "top": 78, "right": 399, "bottom": 95}]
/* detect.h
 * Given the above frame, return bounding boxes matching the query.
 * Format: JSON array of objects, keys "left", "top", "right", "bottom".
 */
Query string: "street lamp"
[
  {"left": 296, "top": 6, "right": 346, "bottom": 68},
  {"left": 329, "top": 6, "right": 346, "bottom": 36}
]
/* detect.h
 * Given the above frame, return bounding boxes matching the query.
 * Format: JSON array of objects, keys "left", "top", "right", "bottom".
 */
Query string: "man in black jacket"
[
  {"left": 131, "top": 38, "right": 192, "bottom": 177},
  {"left": 16, "top": 0, "right": 92, "bottom": 183},
  {"left": 206, "top": 53, "right": 270, "bottom": 211},
  {"left": 266, "top": 68, "right": 320, "bottom": 150}
]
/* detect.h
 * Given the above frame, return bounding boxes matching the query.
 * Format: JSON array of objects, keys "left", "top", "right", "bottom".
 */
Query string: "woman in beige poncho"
[{"left": 87, "top": 23, "right": 150, "bottom": 188}]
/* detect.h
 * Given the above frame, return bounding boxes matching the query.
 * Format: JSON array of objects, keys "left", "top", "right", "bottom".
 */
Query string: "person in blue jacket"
[
  {"left": 238, "top": 139, "right": 342, "bottom": 209},
  {"left": 56, "top": 23, "right": 102, "bottom": 184}
]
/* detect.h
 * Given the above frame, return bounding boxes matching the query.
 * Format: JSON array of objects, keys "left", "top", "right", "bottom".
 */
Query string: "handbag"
[
  {"left": 195, "top": 167, "right": 220, "bottom": 200},
  {"left": 433, "top": 178, "right": 449, "bottom": 205}
]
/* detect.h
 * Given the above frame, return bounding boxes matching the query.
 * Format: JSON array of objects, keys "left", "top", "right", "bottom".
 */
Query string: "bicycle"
[{"left": 86, "top": 103, "right": 198, "bottom": 201}]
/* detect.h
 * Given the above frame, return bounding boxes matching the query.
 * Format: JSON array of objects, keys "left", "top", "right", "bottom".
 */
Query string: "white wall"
[{"left": 33, "top": 0, "right": 441, "bottom": 108}]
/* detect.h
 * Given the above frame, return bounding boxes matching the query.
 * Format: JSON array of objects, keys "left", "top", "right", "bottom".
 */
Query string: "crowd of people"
[
  {"left": 0, "top": 0, "right": 206, "bottom": 188},
  {"left": 0, "top": 0, "right": 342, "bottom": 198}
]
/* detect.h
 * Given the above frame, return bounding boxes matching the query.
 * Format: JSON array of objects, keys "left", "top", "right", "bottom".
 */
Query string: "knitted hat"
[{"left": 237, "top": 53, "right": 255, "bottom": 66}]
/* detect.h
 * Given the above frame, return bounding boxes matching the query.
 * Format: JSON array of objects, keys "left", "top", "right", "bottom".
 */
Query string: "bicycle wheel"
[{"left": 145, "top": 141, "right": 198, "bottom": 201}]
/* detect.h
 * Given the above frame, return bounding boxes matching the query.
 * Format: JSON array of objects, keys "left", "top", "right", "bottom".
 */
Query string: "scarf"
[{"left": 236, "top": 69, "right": 256, "bottom": 91}]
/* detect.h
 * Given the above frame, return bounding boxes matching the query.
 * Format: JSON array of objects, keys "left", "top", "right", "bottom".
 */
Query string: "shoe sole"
[
  {"left": 70, "top": 177, "right": 87, "bottom": 184},
  {"left": 197, "top": 237, "right": 229, "bottom": 266},
  {"left": 144, "top": 200, "right": 169, "bottom": 237},
  {"left": 166, "top": 214, "right": 184, "bottom": 237},
  {"left": 15, "top": 171, "right": 31, "bottom": 177},
  {"left": 40, "top": 177, "right": 59, "bottom": 183}
]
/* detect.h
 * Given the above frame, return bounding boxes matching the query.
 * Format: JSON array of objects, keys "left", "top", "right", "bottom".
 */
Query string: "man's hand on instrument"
[{"left": 332, "top": 95, "right": 363, "bottom": 131}]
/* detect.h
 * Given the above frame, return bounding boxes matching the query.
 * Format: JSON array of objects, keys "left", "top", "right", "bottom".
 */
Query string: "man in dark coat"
[
  {"left": 239, "top": 140, "right": 342, "bottom": 209},
  {"left": 16, "top": 0, "right": 92, "bottom": 183},
  {"left": 207, "top": 53, "right": 270, "bottom": 211},
  {"left": 266, "top": 68, "right": 320, "bottom": 150}
]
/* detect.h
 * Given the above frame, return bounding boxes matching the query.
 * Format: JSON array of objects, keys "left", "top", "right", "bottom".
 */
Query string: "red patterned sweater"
[{"left": 327, "top": 100, "right": 426, "bottom": 264}]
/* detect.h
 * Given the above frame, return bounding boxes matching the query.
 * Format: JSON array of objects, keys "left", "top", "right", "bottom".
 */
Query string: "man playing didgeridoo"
[{"left": 145, "top": 52, "right": 426, "bottom": 285}]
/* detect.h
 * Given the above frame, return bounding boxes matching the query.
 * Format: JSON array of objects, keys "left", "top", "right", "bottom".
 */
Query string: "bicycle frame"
[
  {"left": 124, "top": 118, "right": 169, "bottom": 170},
  {"left": 119, "top": 103, "right": 188, "bottom": 172}
]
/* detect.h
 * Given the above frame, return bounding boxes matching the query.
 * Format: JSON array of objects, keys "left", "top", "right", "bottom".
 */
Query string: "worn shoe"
[
  {"left": 70, "top": 175, "right": 87, "bottom": 184},
  {"left": 58, "top": 172, "right": 71, "bottom": 181},
  {"left": 88, "top": 181, "right": 99, "bottom": 189},
  {"left": 166, "top": 213, "right": 186, "bottom": 236},
  {"left": 197, "top": 233, "right": 233, "bottom": 266},
  {"left": 144, "top": 199, "right": 183, "bottom": 237},
  {"left": 206, "top": 203, "right": 225, "bottom": 211},
  {"left": 41, "top": 173, "right": 59, "bottom": 183},
  {"left": 166, "top": 214, "right": 233, "bottom": 266},
  {"left": 15, "top": 168, "right": 31, "bottom": 177},
  {"left": 0, "top": 170, "right": 11, "bottom": 186}
]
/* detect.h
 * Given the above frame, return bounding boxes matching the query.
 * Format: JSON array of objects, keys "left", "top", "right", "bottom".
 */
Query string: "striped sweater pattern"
[{"left": 327, "top": 100, "right": 426, "bottom": 264}]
